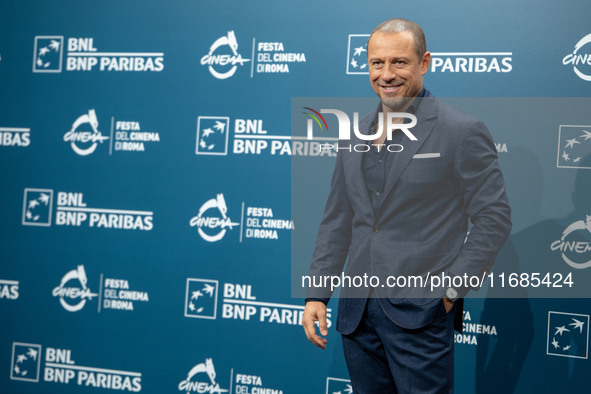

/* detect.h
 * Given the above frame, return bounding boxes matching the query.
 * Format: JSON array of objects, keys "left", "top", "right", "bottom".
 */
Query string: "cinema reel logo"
[
  {"left": 52, "top": 265, "right": 98, "bottom": 312},
  {"left": 63, "top": 109, "right": 109, "bottom": 156},
  {"left": 189, "top": 194, "right": 239, "bottom": 242},
  {"left": 304, "top": 107, "right": 417, "bottom": 152},
  {"left": 201, "top": 31, "right": 250, "bottom": 79},
  {"left": 563, "top": 34, "right": 591, "bottom": 81},
  {"left": 178, "top": 358, "right": 228, "bottom": 393},
  {"left": 550, "top": 214, "right": 591, "bottom": 269}
]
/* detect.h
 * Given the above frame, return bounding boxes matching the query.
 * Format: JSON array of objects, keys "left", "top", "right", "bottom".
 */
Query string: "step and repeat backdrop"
[{"left": 1, "top": 1, "right": 591, "bottom": 393}]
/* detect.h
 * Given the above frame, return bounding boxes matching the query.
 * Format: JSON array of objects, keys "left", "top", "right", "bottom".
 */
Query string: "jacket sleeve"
[
  {"left": 305, "top": 149, "right": 354, "bottom": 300},
  {"left": 448, "top": 120, "right": 512, "bottom": 297}
]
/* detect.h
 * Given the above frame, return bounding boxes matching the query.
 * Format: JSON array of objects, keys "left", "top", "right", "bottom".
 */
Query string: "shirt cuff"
[{"left": 305, "top": 298, "right": 330, "bottom": 305}]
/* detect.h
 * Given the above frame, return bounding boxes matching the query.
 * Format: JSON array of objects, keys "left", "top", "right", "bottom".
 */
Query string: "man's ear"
[{"left": 420, "top": 52, "right": 431, "bottom": 75}]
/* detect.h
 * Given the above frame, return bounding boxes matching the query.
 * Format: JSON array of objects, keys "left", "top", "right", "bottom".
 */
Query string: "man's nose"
[{"left": 381, "top": 64, "right": 397, "bottom": 81}]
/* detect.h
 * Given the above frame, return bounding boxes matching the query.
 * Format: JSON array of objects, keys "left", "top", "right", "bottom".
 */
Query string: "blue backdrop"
[{"left": 1, "top": 1, "right": 591, "bottom": 393}]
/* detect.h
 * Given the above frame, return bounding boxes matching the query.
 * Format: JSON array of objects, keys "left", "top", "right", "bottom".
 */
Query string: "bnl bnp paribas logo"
[
  {"left": 22, "top": 188, "right": 154, "bottom": 231},
  {"left": 184, "top": 278, "right": 329, "bottom": 329},
  {"left": 196, "top": 115, "right": 337, "bottom": 157},
  {"left": 10, "top": 344, "right": 142, "bottom": 390},
  {"left": 547, "top": 311, "right": 589, "bottom": 359},
  {"left": 200, "top": 30, "right": 306, "bottom": 79},
  {"left": 563, "top": 34, "right": 591, "bottom": 81},
  {"left": 346, "top": 34, "right": 512, "bottom": 74},
  {"left": 326, "top": 377, "right": 353, "bottom": 394},
  {"left": 557, "top": 125, "right": 591, "bottom": 169},
  {"left": 0, "top": 126, "right": 31, "bottom": 148},
  {"left": 33, "top": 36, "right": 164, "bottom": 73},
  {"left": 195, "top": 107, "right": 418, "bottom": 157},
  {"left": 11, "top": 343, "right": 41, "bottom": 382}
]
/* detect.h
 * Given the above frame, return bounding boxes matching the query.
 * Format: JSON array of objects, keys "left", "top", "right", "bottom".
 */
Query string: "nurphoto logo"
[{"left": 304, "top": 106, "right": 417, "bottom": 153}]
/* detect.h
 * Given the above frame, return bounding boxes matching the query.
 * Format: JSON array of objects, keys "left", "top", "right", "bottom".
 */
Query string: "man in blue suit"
[{"left": 302, "top": 19, "right": 511, "bottom": 393}]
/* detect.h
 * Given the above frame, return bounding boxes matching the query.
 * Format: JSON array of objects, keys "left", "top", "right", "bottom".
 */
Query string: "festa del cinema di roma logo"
[
  {"left": 52, "top": 265, "right": 98, "bottom": 312},
  {"left": 178, "top": 357, "right": 285, "bottom": 394},
  {"left": 551, "top": 214, "right": 591, "bottom": 269},
  {"left": 189, "top": 194, "right": 293, "bottom": 242},
  {"left": 63, "top": 109, "right": 109, "bottom": 156},
  {"left": 178, "top": 358, "right": 228, "bottom": 394},
  {"left": 62, "top": 109, "right": 160, "bottom": 156},
  {"left": 200, "top": 30, "right": 305, "bottom": 79},
  {"left": 189, "top": 194, "right": 239, "bottom": 242},
  {"left": 563, "top": 33, "right": 591, "bottom": 81},
  {"left": 201, "top": 31, "right": 249, "bottom": 80}
]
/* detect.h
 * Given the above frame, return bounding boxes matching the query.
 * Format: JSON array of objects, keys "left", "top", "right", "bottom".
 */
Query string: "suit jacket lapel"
[
  {"left": 380, "top": 98, "right": 439, "bottom": 202},
  {"left": 342, "top": 109, "right": 375, "bottom": 213}
]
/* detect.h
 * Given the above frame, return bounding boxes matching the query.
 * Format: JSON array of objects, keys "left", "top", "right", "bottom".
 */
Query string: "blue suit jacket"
[{"left": 306, "top": 93, "right": 512, "bottom": 335}]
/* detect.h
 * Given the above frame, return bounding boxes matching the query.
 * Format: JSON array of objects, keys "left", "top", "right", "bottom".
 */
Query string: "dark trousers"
[{"left": 341, "top": 297, "right": 456, "bottom": 394}]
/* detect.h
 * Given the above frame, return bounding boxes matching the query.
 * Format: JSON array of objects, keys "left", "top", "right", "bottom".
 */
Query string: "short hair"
[{"left": 369, "top": 18, "right": 427, "bottom": 59}]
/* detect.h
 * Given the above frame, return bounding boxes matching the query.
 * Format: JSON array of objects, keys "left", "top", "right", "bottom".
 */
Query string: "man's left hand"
[{"left": 443, "top": 297, "right": 454, "bottom": 313}]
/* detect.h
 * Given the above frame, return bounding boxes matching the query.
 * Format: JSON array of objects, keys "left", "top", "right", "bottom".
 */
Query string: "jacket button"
[{"left": 373, "top": 226, "right": 380, "bottom": 232}]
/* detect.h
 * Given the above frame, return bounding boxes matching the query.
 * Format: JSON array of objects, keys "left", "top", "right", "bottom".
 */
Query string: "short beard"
[{"left": 379, "top": 95, "right": 413, "bottom": 112}]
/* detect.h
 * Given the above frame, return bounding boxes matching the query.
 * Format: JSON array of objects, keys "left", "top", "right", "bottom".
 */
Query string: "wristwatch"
[{"left": 445, "top": 287, "right": 459, "bottom": 302}]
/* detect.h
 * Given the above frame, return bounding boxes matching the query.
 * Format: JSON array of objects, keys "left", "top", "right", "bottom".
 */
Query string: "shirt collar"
[
  {"left": 407, "top": 86, "right": 427, "bottom": 114},
  {"left": 367, "top": 86, "right": 430, "bottom": 133}
]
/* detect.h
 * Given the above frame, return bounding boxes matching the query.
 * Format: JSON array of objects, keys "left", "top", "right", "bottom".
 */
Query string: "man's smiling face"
[{"left": 368, "top": 30, "right": 430, "bottom": 111}]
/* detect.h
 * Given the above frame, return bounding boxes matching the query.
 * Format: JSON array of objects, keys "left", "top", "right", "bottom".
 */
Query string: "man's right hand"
[{"left": 302, "top": 301, "right": 329, "bottom": 349}]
